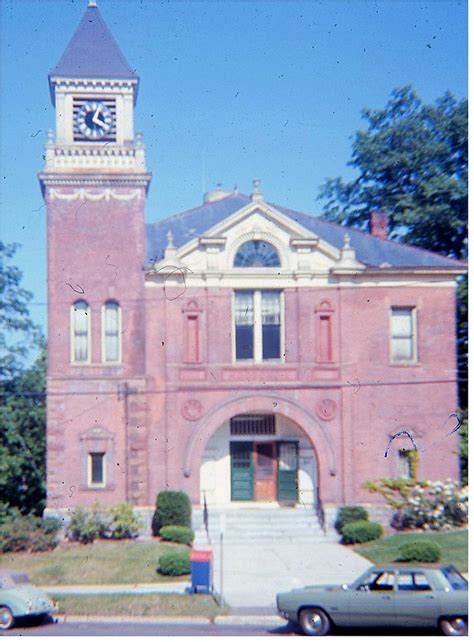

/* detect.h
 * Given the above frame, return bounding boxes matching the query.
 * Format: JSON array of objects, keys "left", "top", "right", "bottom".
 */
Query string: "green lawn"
[
  {"left": 355, "top": 529, "right": 468, "bottom": 571},
  {"left": 0, "top": 540, "right": 190, "bottom": 585},
  {"left": 54, "top": 594, "right": 227, "bottom": 618}
]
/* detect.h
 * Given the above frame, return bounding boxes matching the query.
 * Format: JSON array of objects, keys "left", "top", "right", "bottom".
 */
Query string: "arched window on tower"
[
  {"left": 71, "top": 300, "right": 90, "bottom": 363},
  {"left": 233, "top": 240, "right": 281, "bottom": 267},
  {"left": 102, "top": 301, "right": 121, "bottom": 363}
]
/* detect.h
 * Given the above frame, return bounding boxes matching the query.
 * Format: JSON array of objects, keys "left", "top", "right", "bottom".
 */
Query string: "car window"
[
  {"left": 441, "top": 567, "right": 468, "bottom": 590},
  {"left": 359, "top": 571, "right": 395, "bottom": 592},
  {"left": 413, "top": 573, "right": 431, "bottom": 591},
  {"left": 397, "top": 572, "right": 431, "bottom": 591}
]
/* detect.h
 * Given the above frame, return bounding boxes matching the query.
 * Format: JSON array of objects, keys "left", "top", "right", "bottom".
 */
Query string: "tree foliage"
[
  {"left": 0, "top": 349, "right": 47, "bottom": 515},
  {"left": 0, "top": 243, "right": 46, "bottom": 515},
  {"left": 1, "top": 242, "right": 42, "bottom": 380},
  {"left": 319, "top": 86, "right": 467, "bottom": 259}
]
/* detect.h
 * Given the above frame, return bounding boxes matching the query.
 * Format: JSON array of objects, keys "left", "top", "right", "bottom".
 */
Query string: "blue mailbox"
[{"left": 191, "top": 549, "right": 213, "bottom": 594}]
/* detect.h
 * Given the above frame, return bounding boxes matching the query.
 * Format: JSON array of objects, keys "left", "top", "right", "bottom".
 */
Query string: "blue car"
[{"left": 0, "top": 570, "right": 58, "bottom": 630}]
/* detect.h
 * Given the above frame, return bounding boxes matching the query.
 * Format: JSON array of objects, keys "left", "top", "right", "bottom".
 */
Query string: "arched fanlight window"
[
  {"left": 233, "top": 240, "right": 281, "bottom": 268},
  {"left": 102, "top": 301, "right": 121, "bottom": 363},
  {"left": 72, "top": 300, "right": 90, "bottom": 363}
]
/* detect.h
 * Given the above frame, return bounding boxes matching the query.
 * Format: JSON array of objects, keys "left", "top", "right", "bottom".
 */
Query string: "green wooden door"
[
  {"left": 277, "top": 441, "right": 299, "bottom": 504},
  {"left": 230, "top": 442, "right": 254, "bottom": 500}
]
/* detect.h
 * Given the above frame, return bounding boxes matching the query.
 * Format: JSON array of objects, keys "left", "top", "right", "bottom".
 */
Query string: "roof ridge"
[
  {"left": 274, "top": 203, "right": 466, "bottom": 265},
  {"left": 148, "top": 193, "right": 250, "bottom": 228}
]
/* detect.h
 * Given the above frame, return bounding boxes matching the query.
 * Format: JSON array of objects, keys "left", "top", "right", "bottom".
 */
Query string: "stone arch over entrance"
[{"left": 183, "top": 393, "right": 336, "bottom": 487}]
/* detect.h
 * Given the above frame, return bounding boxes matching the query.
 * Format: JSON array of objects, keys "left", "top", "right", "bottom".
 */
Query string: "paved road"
[{"left": 5, "top": 620, "right": 441, "bottom": 636}]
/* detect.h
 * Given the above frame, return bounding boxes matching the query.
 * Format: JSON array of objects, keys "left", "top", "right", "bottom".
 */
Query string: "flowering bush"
[{"left": 364, "top": 479, "right": 468, "bottom": 531}]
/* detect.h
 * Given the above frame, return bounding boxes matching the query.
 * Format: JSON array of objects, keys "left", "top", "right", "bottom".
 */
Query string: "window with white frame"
[
  {"left": 390, "top": 307, "right": 416, "bottom": 362},
  {"left": 71, "top": 300, "right": 90, "bottom": 363},
  {"left": 102, "top": 301, "right": 121, "bottom": 363},
  {"left": 88, "top": 452, "right": 105, "bottom": 487},
  {"left": 234, "top": 290, "right": 283, "bottom": 361}
]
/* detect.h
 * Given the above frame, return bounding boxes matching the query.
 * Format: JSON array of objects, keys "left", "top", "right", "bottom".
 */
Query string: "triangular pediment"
[{"left": 148, "top": 199, "right": 360, "bottom": 279}]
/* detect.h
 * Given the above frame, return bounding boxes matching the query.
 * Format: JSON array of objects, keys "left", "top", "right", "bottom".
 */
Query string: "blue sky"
[{"left": 0, "top": 0, "right": 467, "bottom": 334}]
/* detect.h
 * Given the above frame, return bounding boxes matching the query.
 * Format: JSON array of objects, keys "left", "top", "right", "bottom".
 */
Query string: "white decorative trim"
[{"left": 49, "top": 188, "right": 142, "bottom": 201}]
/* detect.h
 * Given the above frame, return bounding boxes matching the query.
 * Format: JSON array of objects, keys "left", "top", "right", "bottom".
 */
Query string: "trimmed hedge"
[
  {"left": 159, "top": 525, "right": 195, "bottom": 545},
  {"left": 152, "top": 491, "right": 192, "bottom": 536},
  {"left": 335, "top": 506, "right": 369, "bottom": 534},
  {"left": 341, "top": 520, "right": 383, "bottom": 544},
  {"left": 157, "top": 550, "right": 191, "bottom": 576},
  {"left": 397, "top": 541, "right": 442, "bottom": 563}
]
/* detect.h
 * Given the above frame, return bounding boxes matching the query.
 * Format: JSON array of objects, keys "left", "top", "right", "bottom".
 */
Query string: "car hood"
[
  {"left": 3, "top": 586, "right": 53, "bottom": 603},
  {"left": 278, "top": 584, "right": 346, "bottom": 597}
]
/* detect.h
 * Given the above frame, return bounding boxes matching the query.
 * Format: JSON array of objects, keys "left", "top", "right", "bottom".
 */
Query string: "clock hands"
[{"left": 92, "top": 107, "right": 106, "bottom": 127}]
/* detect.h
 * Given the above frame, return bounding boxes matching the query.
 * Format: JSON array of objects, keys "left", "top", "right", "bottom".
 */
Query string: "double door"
[{"left": 230, "top": 441, "right": 298, "bottom": 503}]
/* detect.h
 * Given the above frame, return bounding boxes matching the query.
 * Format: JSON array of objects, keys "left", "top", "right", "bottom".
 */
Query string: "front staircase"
[{"left": 192, "top": 506, "right": 339, "bottom": 546}]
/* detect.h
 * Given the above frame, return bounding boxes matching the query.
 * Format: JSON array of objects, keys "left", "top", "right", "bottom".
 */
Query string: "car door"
[
  {"left": 334, "top": 571, "right": 397, "bottom": 628},
  {"left": 393, "top": 571, "right": 439, "bottom": 627}
]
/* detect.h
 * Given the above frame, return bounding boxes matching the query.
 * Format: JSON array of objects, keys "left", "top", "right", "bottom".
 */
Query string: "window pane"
[
  {"left": 90, "top": 453, "right": 104, "bottom": 484},
  {"left": 234, "top": 240, "right": 280, "bottom": 267},
  {"left": 104, "top": 302, "right": 120, "bottom": 362},
  {"left": 105, "top": 303, "right": 118, "bottom": 331},
  {"left": 261, "top": 291, "right": 280, "bottom": 324},
  {"left": 391, "top": 309, "right": 413, "bottom": 337},
  {"left": 75, "top": 335, "right": 88, "bottom": 362},
  {"left": 235, "top": 291, "right": 254, "bottom": 325},
  {"left": 236, "top": 326, "right": 254, "bottom": 359},
  {"left": 73, "top": 301, "right": 89, "bottom": 362},
  {"left": 392, "top": 337, "right": 413, "bottom": 361},
  {"left": 262, "top": 324, "right": 280, "bottom": 359}
]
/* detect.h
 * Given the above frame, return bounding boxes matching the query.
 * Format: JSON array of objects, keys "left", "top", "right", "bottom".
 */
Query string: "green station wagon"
[
  {"left": 0, "top": 570, "right": 58, "bottom": 631},
  {"left": 277, "top": 564, "right": 468, "bottom": 636}
]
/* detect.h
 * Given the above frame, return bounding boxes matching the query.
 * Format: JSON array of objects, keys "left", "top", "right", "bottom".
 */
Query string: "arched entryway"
[{"left": 183, "top": 394, "right": 336, "bottom": 507}]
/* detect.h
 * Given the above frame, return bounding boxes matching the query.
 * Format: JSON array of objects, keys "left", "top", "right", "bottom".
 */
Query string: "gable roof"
[
  {"left": 145, "top": 194, "right": 464, "bottom": 269},
  {"left": 49, "top": 3, "right": 138, "bottom": 97}
]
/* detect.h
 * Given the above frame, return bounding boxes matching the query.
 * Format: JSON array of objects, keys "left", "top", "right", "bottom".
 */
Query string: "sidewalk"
[{"left": 41, "top": 581, "right": 189, "bottom": 595}]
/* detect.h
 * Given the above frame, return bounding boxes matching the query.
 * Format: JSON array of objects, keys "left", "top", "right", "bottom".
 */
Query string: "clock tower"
[{"left": 40, "top": 1, "right": 152, "bottom": 512}]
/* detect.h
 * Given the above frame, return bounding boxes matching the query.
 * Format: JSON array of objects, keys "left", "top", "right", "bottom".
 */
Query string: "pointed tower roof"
[{"left": 49, "top": 1, "right": 138, "bottom": 101}]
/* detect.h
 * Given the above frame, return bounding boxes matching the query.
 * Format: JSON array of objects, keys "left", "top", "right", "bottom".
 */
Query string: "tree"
[
  {"left": 0, "top": 349, "right": 47, "bottom": 515},
  {"left": 0, "top": 243, "right": 46, "bottom": 515},
  {"left": 1, "top": 242, "right": 42, "bottom": 380},
  {"left": 318, "top": 87, "right": 467, "bottom": 409},
  {"left": 319, "top": 86, "right": 467, "bottom": 259}
]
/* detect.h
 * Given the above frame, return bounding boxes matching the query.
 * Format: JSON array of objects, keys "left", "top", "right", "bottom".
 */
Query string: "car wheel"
[
  {"left": 0, "top": 606, "right": 15, "bottom": 631},
  {"left": 439, "top": 616, "right": 468, "bottom": 636},
  {"left": 299, "top": 608, "right": 331, "bottom": 636}
]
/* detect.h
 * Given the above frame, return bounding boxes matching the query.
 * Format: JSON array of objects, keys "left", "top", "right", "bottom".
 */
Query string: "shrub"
[
  {"left": 335, "top": 506, "right": 369, "bottom": 533},
  {"left": 107, "top": 503, "right": 142, "bottom": 539},
  {"left": 41, "top": 516, "right": 63, "bottom": 535},
  {"left": 66, "top": 508, "right": 103, "bottom": 544},
  {"left": 364, "top": 478, "right": 468, "bottom": 531},
  {"left": 159, "top": 525, "right": 195, "bottom": 545},
  {"left": 157, "top": 550, "right": 191, "bottom": 576},
  {"left": 397, "top": 541, "right": 442, "bottom": 563},
  {"left": 29, "top": 531, "right": 58, "bottom": 552},
  {"left": 341, "top": 520, "right": 383, "bottom": 544},
  {"left": 152, "top": 491, "right": 192, "bottom": 536},
  {"left": 0, "top": 512, "right": 59, "bottom": 553}
]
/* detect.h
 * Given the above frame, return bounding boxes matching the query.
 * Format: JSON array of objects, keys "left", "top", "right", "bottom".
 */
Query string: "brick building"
[{"left": 41, "top": 2, "right": 464, "bottom": 525}]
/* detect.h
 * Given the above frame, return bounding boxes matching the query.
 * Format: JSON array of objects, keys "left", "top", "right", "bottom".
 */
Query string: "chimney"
[{"left": 369, "top": 211, "right": 389, "bottom": 239}]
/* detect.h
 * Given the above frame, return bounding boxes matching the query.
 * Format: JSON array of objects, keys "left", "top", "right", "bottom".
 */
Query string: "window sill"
[
  {"left": 80, "top": 484, "right": 116, "bottom": 491},
  {"left": 390, "top": 362, "right": 420, "bottom": 367}
]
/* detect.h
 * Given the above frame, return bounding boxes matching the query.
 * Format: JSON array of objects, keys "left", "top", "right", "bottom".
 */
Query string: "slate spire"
[{"left": 49, "top": 1, "right": 138, "bottom": 86}]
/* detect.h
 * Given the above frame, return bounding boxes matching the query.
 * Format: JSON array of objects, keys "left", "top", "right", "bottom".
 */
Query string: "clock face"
[{"left": 75, "top": 101, "right": 113, "bottom": 140}]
